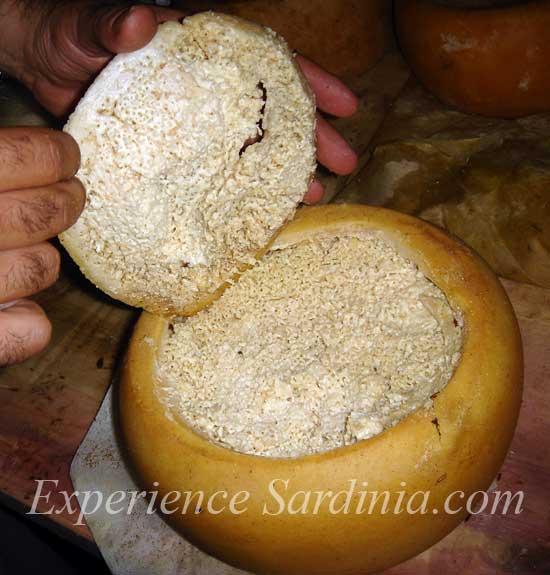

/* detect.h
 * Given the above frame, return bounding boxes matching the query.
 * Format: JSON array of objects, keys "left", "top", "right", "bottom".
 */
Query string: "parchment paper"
[{"left": 70, "top": 387, "right": 248, "bottom": 575}]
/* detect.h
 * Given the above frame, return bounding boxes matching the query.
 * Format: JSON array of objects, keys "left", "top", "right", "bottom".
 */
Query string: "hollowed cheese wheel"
[{"left": 120, "top": 205, "right": 523, "bottom": 575}]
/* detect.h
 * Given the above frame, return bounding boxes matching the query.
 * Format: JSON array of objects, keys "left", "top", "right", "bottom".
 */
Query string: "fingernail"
[{"left": 0, "top": 300, "right": 21, "bottom": 311}]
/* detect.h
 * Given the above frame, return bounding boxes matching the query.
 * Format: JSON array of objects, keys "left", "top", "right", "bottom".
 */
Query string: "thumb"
[
  {"left": 24, "top": 3, "right": 184, "bottom": 116},
  {"left": 79, "top": 4, "right": 184, "bottom": 56}
]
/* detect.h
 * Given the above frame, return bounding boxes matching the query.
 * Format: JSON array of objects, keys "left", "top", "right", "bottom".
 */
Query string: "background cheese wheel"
[
  {"left": 179, "top": 0, "right": 392, "bottom": 80},
  {"left": 395, "top": 0, "right": 550, "bottom": 117}
]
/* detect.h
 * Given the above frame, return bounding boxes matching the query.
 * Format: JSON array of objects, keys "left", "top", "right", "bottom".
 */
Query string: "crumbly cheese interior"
[
  {"left": 61, "top": 15, "right": 316, "bottom": 313},
  {"left": 157, "top": 232, "right": 462, "bottom": 458}
]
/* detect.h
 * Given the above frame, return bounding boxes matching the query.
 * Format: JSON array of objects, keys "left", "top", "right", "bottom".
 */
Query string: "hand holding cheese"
[{"left": 0, "top": 1, "right": 358, "bottom": 198}]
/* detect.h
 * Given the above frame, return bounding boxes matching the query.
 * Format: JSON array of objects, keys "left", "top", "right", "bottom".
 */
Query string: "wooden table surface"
[
  {"left": 0, "top": 250, "right": 136, "bottom": 546},
  {"left": 0, "top": 62, "right": 548, "bottom": 572}
]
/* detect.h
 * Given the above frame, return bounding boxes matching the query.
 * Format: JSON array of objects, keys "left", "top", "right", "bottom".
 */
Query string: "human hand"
[
  {"left": 0, "top": 128, "right": 84, "bottom": 365},
  {"left": 296, "top": 55, "right": 359, "bottom": 203},
  {"left": 3, "top": 2, "right": 358, "bottom": 203}
]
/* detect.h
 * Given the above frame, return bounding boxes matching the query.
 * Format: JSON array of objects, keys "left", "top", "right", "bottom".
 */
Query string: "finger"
[
  {"left": 0, "top": 243, "right": 60, "bottom": 304},
  {"left": 33, "top": 5, "right": 186, "bottom": 116},
  {"left": 296, "top": 55, "right": 359, "bottom": 118},
  {"left": 0, "top": 300, "right": 51, "bottom": 366},
  {"left": 0, "top": 128, "right": 80, "bottom": 193},
  {"left": 316, "top": 114, "right": 358, "bottom": 176},
  {"left": 303, "top": 180, "right": 324, "bottom": 205},
  {"left": 0, "top": 178, "right": 85, "bottom": 250},
  {"left": 84, "top": 5, "right": 185, "bottom": 56}
]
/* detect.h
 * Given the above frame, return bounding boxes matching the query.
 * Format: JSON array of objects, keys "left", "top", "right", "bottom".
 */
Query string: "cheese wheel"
[
  {"left": 395, "top": 0, "right": 550, "bottom": 117},
  {"left": 179, "top": 0, "right": 392, "bottom": 80},
  {"left": 120, "top": 204, "right": 523, "bottom": 575}
]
